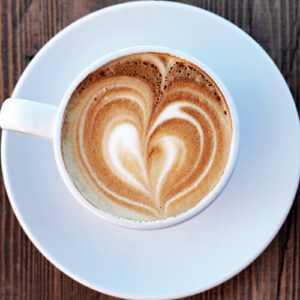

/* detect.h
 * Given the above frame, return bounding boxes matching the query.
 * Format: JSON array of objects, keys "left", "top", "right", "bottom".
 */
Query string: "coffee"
[{"left": 61, "top": 52, "right": 232, "bottom": 221}]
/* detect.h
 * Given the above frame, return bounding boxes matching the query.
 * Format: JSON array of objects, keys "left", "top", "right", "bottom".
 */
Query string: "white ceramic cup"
[{"left": 0, "top": 46, "right": 239, "bottom": 229}]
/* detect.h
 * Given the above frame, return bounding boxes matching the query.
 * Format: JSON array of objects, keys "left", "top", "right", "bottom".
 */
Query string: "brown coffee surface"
[{"left": 61, "top": 52, "right": 232, "bottom": 221}]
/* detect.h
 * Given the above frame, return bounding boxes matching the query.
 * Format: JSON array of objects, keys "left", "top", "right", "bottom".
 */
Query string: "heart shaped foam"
[{"left": 62, "top": 53, "right": 232, "bottom": 221}]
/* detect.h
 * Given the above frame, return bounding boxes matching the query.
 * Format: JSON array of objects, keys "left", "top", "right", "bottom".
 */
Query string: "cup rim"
[{"left": 53, "top": 45, "right": 240, "bottom": 230}]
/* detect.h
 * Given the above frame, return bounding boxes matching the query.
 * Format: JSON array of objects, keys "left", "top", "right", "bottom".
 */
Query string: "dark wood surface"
[{"left": 0, "top": 0, "right": 299, "bottom": 299}]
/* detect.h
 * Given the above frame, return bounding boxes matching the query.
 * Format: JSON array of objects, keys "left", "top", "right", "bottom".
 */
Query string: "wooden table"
[{"left": 0, "top": 1, "right": 299, "bottom": 299}]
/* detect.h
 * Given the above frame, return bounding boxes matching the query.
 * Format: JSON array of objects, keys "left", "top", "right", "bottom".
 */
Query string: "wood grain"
[{"left": 0, "top": 0, "right": 299, "bottom": 299}]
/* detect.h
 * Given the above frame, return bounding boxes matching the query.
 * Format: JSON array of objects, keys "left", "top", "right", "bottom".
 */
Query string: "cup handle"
[{"left": 0, "top": 98, "right": 58, "bottom": 140}]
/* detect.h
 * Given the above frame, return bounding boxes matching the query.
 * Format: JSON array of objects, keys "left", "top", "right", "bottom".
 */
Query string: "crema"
[{"left": 61, "top": 52, "right": 232, "bottom": 221}]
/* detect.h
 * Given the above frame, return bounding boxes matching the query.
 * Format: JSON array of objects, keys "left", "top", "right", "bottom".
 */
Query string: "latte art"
[{"left": 61, "top": 52, "right": 232, "bottom": 221}]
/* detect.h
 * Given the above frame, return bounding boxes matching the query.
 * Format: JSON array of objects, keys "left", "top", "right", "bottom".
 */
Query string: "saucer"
[{"left": 2, "top": 1, "right": 300, "bottom": 299}]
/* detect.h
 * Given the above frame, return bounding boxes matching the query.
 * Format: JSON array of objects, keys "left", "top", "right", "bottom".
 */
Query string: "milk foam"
[{"left": 61, "top": 52, "right": 232, "bottom": 221}]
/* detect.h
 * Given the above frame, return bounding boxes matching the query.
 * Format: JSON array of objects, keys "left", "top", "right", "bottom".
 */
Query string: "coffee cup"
[{"left": 0, "top": 46, "right": 239, "bottom": 229}]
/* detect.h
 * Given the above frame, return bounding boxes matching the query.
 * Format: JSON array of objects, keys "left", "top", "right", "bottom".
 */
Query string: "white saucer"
[{"left": 2, "top": 2, "right": 300, "bottom": 299}]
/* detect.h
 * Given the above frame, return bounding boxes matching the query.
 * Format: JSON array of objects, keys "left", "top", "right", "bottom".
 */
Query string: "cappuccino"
[{"left": 61, "top": 52, "right": 232, "bottom": 221}]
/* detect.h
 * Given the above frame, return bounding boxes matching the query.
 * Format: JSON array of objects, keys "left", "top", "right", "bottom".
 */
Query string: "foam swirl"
[{"left": 61, "top": 53, "right": 232, "bottom": 221}]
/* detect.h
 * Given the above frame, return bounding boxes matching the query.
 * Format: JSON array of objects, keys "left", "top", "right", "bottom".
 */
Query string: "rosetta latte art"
[{"left": 61, "top": 53, "right": 232, "bottom": 221}]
